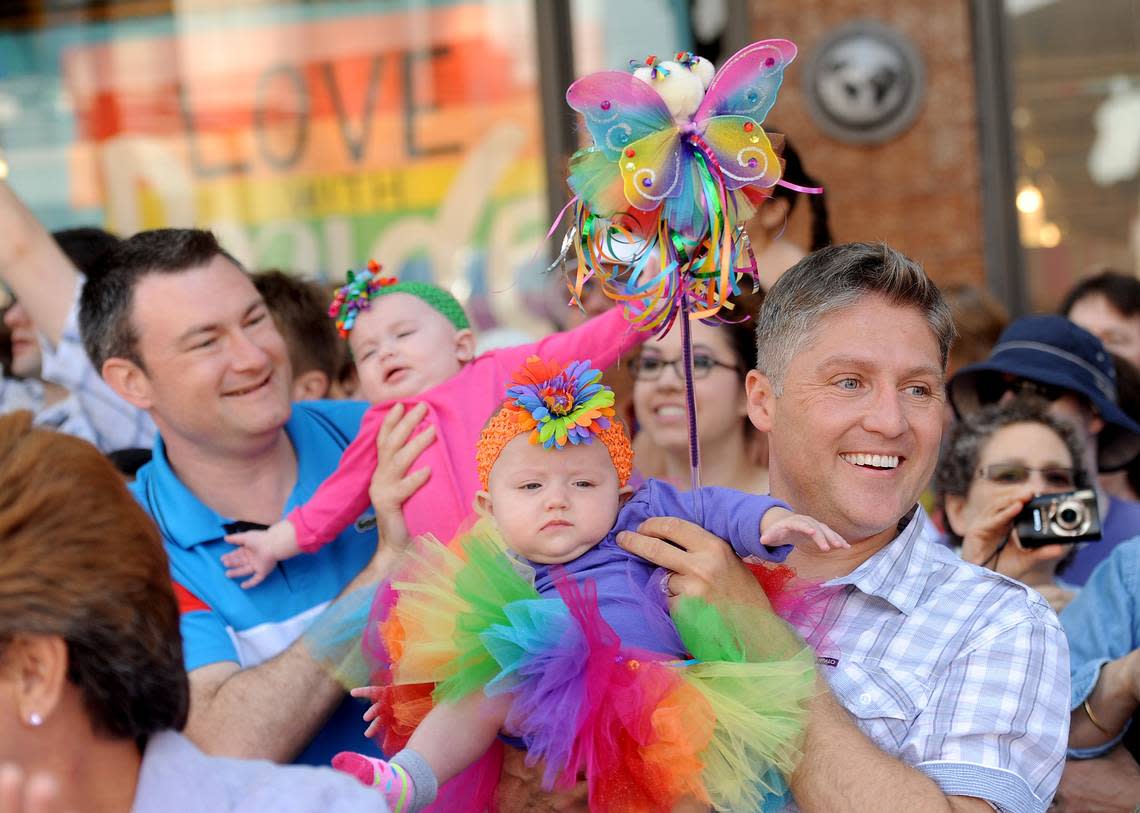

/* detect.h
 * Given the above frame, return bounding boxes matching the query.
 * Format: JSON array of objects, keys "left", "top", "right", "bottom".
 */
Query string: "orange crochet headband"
[{"left": 475, "top": 357, "right": 633, "bottom": 489}]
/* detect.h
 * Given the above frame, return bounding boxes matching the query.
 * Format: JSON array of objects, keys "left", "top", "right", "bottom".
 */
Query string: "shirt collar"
[
  {"left": 139, "top": 436, "right": 232, "bottom": 549},
  {"left": 824, "top": 506, "right": 932, "bottom": 615},
  {"left": 137, "top": 407, "right": 326, "bottom": 550}
]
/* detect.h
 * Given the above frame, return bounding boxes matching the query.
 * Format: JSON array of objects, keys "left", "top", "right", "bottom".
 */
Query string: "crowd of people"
[{"left": 2, "top": 127, "right": 1140, "bottom": 813}]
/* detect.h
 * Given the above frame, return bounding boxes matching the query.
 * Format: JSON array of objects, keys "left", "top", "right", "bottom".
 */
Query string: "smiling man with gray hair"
[{"left": 619, "top": 242, "right": 1070, "bottom": 812}]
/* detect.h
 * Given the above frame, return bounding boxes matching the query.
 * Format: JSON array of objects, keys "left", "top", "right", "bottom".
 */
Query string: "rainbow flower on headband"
[
  {"left": 506, "top": 357, "right": 616, "bottom": 448},
  {"left": 328, "top": 260, "right": 471, "bottom": 338},
  {"left": 477, "top": 358, "right": 633, "bottom": 488},
  {"left": 328, "top": 260, "right": 396, "bottom": 337}
]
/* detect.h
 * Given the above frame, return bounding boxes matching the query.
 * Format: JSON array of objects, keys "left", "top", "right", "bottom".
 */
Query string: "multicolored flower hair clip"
[
  {"left": 629, "top": 54, "right": 670, "bottom": 79},
  {"left": 328, "top": 260, "right": 397, "bottom": 337},
  {"left": 507, "top": 357, "right": 616, "bottom": 448},
  {"left": 475, "top": 357, "right": 633, "bottom": 488},
  {"left": 673, "top": 50, "right": 698, "bottom": 68}
]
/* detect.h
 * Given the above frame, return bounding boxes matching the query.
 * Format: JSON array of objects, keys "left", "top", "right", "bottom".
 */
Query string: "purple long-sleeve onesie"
[{"left": 526, "top": 479, "right": 790, "bottom": 655}]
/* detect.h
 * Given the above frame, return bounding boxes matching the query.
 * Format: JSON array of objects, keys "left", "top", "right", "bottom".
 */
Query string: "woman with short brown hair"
[{"left": 0, "top": 411, "right": 377, "bottom": 812}]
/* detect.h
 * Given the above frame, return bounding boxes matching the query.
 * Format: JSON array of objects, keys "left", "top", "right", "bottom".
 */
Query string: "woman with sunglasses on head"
[
  {"left": 630, "top": 290, "right": 769, "bottom": 493},
  {"left": 934, "top": 397, "right": 1093, "bottom": 613}
]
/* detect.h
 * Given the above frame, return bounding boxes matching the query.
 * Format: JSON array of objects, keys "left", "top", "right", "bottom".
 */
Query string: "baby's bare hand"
[
  {"left": 350, "top": 686, "right": 387, "bottom": 738},
  {"left": 221, "top": 524, "right": 296, "bottom": 589},
  {"left": 764, "top": 512, "right": 849, "bottom": 552}
]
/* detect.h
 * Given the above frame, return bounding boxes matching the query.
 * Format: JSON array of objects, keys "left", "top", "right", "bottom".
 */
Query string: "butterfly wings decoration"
[{"left": 562, "top": 40, "right": 797, "bottom": 333}]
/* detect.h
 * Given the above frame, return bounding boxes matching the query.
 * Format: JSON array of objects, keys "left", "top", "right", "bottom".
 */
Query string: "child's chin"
[
  {"left": 364, "top": 379, "right": 413, "bottom": 403},
  {"left": 531, "top": 543, "right": 591, "bottom": 565}
]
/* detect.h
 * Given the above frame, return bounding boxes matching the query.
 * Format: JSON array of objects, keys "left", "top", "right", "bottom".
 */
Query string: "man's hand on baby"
[
  {"left": 221, "top": 521, "right": 299, "bottom": 589},
  {"left": 369, "top": 402, "right": 436, "bottom": 551},
  {"left": 761, "top": 508, "right": 849, "bottom": 552}
]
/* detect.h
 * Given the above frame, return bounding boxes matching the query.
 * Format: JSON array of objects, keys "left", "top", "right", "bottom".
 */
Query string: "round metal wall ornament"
[{"left": 804, "top": 20, "right": 926, "bottom": 144}]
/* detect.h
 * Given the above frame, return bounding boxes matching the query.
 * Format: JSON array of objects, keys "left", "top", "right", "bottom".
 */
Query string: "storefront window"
[
  {"left": 571, "top": 0, "right": 693, "bottom": 74},
  {"left": 0, "top": 0, "right": 548, "bottom": 328},
  {"left": 1005, "top": 0, "right": 1140, "bottom": 309}
]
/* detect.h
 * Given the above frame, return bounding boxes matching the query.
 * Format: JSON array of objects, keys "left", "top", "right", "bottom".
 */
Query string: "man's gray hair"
[{"left": 755, "top": 242, "right": 956, "bottom": 392}]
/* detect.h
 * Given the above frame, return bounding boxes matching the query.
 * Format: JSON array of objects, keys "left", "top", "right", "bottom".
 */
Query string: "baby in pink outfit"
[{"left": 222, "top": 263, "right": 644, "bottom": 587}]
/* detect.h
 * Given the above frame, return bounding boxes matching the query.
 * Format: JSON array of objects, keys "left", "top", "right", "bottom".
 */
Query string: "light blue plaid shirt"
[
  {"left": 0, "top": 284, "right": 154, "bottom": 452},
  {"left": 785, "top": 508, "right": 1070, "bottom": 813}
]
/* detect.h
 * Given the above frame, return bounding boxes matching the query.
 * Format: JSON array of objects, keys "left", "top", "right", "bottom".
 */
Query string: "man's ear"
[
  {"left": 101, "top": 357, "right": 154, "bottom": 410},
  {"left": 943, "top": 494, "right": 969, "bottom": 537},
  {"left": 475, "top": 489, "right": 494, "bottom": 517},
  {"left": 745, "top": 369, "right": 776, "bottom": 433},
  {"left": 455, "top": 329, "right": 477, "bottom": 364},
  {"left": 5, "top": 635, "right": 68, "bottom": 729},
  {"left": 291, "top": 369, "right": 330, "bottom": 401}
]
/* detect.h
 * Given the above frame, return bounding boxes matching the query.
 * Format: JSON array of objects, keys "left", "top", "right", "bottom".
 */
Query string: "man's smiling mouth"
[{"left": 841, "top": 453, "right": 901, "bottom": 469}]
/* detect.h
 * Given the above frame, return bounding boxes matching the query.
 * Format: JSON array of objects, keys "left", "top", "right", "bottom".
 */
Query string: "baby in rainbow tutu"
[{"left": 333, "top": 358, "right": 843, "bottom": 813}]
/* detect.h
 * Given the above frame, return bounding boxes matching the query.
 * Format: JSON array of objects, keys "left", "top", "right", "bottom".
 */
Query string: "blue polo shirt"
[{"left": 131, "top": 400, "right": 379, "bottom": 766}]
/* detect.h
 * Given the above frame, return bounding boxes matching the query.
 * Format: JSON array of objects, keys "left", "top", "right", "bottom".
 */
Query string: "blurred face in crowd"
[
  {"left": 1068, "top": 293, "right": 1140, "bottom": 370},
  {"left": 632, "top": 320, "right": 746, "bottom": 454},
  {"left": 944, "top": 420, "right": 1076, "bottom": 554},
  {"left": 479, "top": 434, "right": 623, "bottom": 564},
  {"left": 120, "top": 255, "right": 292, "bottom": 453},
  {"left": 558, "top": 277, "right": 615, "bottom": 330},
  {"left": 3, "top": 302, "right": 43, "bottom": 378},
  {"left": 347, "top": 293, "right": 475, "bottom": 404},
  {"left": 747, "top": 295, "right": 945, "bottom": 543}
]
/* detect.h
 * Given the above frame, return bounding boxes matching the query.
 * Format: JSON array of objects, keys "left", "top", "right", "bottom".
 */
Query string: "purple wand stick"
[{"left": 679, "top": 304, "right": 704, "bottom": 524}]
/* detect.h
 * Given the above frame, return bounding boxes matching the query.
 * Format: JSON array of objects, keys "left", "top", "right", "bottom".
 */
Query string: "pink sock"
[{"left": 332, "top": 752, "right": 415, "bottom": 811}]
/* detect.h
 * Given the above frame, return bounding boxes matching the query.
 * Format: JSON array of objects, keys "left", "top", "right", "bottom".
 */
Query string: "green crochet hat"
[{"left": 329, "top": 260, "right": 470, "bottom": 337}]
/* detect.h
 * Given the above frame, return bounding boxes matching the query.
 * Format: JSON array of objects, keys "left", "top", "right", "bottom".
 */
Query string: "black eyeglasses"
[
  {"left": 975, "top": 463, "right": 1077, "bottom": 489},
  {"left": 629, "top": 351, "right": 739, "bottom": 381}
]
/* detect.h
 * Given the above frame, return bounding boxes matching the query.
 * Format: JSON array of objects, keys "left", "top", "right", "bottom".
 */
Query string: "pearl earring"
[{"left": 28, "top": 712, "right": 43, "bottom": 727}]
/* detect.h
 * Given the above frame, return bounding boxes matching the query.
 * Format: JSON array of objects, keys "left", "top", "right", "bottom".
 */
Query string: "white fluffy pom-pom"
[
  {"left": 633, "top": 60, "right": 706, "bottom": 123},
  {"left": 688, "top": 56, "right": 715, "bottom": 89}
]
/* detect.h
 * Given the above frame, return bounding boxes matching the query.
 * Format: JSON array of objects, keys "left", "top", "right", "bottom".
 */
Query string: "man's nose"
[
  {"left": 230, "top": 329, "right": 272, "bottom": 370},
  {"left": 861, "top": 386, "right": 908, "bottom": 437}
]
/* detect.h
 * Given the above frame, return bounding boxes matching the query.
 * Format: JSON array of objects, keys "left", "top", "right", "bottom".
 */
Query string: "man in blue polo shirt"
[{"left": 76, "top": 227, "right": 389, "bottom": 766}]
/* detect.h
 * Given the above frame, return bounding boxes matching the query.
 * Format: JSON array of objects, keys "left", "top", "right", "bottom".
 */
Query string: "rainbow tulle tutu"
[{"left": 342, "top": 521, "right": 819, "bottom": 813}]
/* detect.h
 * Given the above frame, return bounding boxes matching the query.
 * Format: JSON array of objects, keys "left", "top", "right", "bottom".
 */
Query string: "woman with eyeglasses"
[
  {"left": 933, "top": 397, "right": 1093, "bottom": 613},
  {"left": 630, "top": 291, "right": 769, "bottom": 493}
]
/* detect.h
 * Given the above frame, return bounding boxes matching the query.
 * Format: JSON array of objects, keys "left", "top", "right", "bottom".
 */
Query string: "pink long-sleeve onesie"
[{"left": 289, "top": 307, "right": 645, "bottom": 552}]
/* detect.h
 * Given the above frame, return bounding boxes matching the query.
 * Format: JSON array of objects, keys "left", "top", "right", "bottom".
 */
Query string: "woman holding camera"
[{"left": 934, "top": 397, "right": 1094, "bottom": 613}]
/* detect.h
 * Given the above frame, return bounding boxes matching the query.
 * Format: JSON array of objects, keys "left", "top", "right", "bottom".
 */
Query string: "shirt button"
[{"left": 860, "top": 692, "right": 872, "bottom": 704}]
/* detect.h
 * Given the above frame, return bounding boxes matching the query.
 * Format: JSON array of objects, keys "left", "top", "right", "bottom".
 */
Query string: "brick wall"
[{"left": 753, "top": 0, "right": 987, "bottom": 289}]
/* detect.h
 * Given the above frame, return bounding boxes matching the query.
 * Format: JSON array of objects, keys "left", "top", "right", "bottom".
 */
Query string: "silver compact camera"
[{"left": 1013, "top": 488, "right": 1101, "bottom": 547}]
